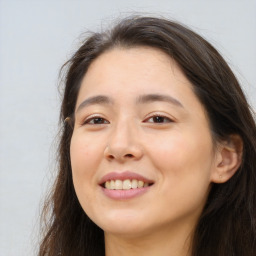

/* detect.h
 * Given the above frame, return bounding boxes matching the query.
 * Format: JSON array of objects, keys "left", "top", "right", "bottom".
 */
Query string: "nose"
[{"left": 104, "top": 121, "right": 143, "bottom": 162}]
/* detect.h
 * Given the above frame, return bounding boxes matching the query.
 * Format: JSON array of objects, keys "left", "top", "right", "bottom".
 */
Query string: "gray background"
[{"left": 0, "top": 0, "right": 255, "bottom": 255}]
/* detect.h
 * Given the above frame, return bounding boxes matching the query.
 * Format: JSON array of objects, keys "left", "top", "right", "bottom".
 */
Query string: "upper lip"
[{"left": 99, "top": 171, "right": 154, "bottom": 185}]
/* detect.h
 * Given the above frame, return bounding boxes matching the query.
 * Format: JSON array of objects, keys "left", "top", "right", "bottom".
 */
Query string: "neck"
[{"left": 104, "top": 222, "right": 194, "bottom": 256}]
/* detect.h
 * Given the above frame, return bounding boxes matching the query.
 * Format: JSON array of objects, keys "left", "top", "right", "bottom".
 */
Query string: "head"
[{"left": 40, "top": 16, "right": 256, "bottom": 256}]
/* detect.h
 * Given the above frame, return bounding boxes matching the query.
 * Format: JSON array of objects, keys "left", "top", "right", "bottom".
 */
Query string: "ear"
[{"left": 211, "top": 134, "right": 243, "bottom": 183}]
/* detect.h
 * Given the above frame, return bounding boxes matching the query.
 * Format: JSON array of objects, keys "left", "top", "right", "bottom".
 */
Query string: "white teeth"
[
  {"left": 105, "top": 181, "right": 110, "bottom": 189},
  {"left": 131, "top": 179, "right": 138, "bottom": 189},
  {"left": 123, "top": 179, "right": 132, "bottom": 190},
  {"left": 104, "top": 179, "right": 150, "bottom": 190},
  {"left": 110, "top": 180, "right": 115, "bottom": 189},
  {"left": 115, "top": 180, "right": 123, "bottom": 189},
  {"left": 138, "top": 180, "right": 144, "bottom": 188}
]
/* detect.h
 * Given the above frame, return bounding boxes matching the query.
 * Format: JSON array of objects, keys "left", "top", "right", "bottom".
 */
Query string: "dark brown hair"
[{"left": 39, "top": 16, "right": 256, "bottom": 256}]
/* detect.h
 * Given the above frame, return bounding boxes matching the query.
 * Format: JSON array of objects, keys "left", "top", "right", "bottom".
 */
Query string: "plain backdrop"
[{"left": 0, "top": 0, "right": 255, "bottom": 255}]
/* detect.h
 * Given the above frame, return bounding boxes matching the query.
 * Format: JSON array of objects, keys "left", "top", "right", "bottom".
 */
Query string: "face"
[{"left": 70, "top": 47, "right": 218, "bottom": 238}]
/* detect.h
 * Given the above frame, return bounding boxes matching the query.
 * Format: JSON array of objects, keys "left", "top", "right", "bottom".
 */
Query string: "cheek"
[
  {"left": 150, "top": 128, "right": 214, "bottom": 172},
  {"left": 70, "top": 133, "right": 102, "bottom": 174},
  {"left": 146, "top": 129, "right": 214, "bottom": 198},
  {"left": 70, "top": 134, "right": 103, "bottom": 204},
  {"left": 147, "top": 134, "right": 213, "bottom": 219}
]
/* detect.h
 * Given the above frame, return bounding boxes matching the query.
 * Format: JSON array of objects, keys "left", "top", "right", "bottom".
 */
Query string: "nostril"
[{"left": 125, "top": 154, "right": 134, "bottom": 158}]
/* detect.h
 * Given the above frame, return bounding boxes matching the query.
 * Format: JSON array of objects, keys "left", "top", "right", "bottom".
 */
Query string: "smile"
[
  {"left": 99, "top": 171, "right": 154, "bottom": 199},
  {"left": 104, "top": 179, "right": 150, "bottom": 190}
]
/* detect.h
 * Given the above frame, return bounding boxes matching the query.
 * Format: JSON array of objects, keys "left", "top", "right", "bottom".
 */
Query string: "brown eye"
[
  {"left": 84, "top": 117, "right": 109, "bottom": 125},
  {"left": 145, "top": 115, "right": 173, "bottom": 123},
  {"left": 152, "top": 116, "right": 165, "bottom": 123}
]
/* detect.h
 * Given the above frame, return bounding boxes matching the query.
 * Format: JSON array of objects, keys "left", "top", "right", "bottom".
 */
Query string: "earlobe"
[{"left": 211, "top": 134, "right": 243, "bottom": 184}]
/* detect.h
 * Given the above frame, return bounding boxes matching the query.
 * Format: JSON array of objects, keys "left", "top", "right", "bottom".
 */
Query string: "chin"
[{"left": 94, "top": 209, "right": 150, "bottom": 236}]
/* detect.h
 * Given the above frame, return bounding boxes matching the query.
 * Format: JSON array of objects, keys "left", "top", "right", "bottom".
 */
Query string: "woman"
[{"left": 39, "top": 16, "right": 256, "bottom": 256}]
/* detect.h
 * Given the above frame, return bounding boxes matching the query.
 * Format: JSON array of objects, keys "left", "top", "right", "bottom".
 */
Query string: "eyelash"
[
  {"left": 143, "top": 114, "right": 174, "bottom": 124},
  {"left": 83, "top": 115, "right": 109, "bottom": 125},
  {"left": 82, "top": 113, "right": 174, "bottom": 126}
]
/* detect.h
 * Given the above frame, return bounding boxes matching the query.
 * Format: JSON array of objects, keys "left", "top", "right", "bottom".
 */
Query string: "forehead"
[
  {"left": 78, "top": 46, "right": 193, "bottom": 99},
  {"left": 87, "top": 46, "right": 179, "bottom": 78}
]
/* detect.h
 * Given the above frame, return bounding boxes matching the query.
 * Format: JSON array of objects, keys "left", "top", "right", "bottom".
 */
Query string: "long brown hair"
[{"left": 39, "top": 16, "right": 256, "bottom": 256}]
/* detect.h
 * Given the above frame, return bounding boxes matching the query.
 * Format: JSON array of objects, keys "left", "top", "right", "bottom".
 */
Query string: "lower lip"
[{"left": 101, "top": 186, "right": 151, "bottom": 200}]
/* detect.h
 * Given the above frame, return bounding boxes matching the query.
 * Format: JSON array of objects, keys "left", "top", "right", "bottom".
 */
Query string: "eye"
[
  {"left": 144, "top": 114, "right": 173, "bottom": 124},
  {"left": 83, "top": 116, "right": 109, "bottom": 125}
]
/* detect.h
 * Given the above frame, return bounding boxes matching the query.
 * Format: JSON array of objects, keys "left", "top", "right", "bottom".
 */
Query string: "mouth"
[
  {"left": 101, "top": 179, "right": 154, "bottom": 190},
  {"left": 99, "top": 171, "right": 154, "bottom": 199}
]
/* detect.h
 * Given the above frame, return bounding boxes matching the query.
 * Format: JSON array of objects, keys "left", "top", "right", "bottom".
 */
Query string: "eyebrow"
[
  {"left": 76, "top": 95, "right": 113, "bottom": 113},
  {"left": 136, "top": 94, "right": 184, "bottom": 108},
  {"left": 76, "top": 93, "right": 184, "bottom": 113}
]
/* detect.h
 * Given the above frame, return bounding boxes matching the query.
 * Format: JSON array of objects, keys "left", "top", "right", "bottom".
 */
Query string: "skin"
[{"left": 70, "top": 47, "right": 240, "bottom": 256}]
